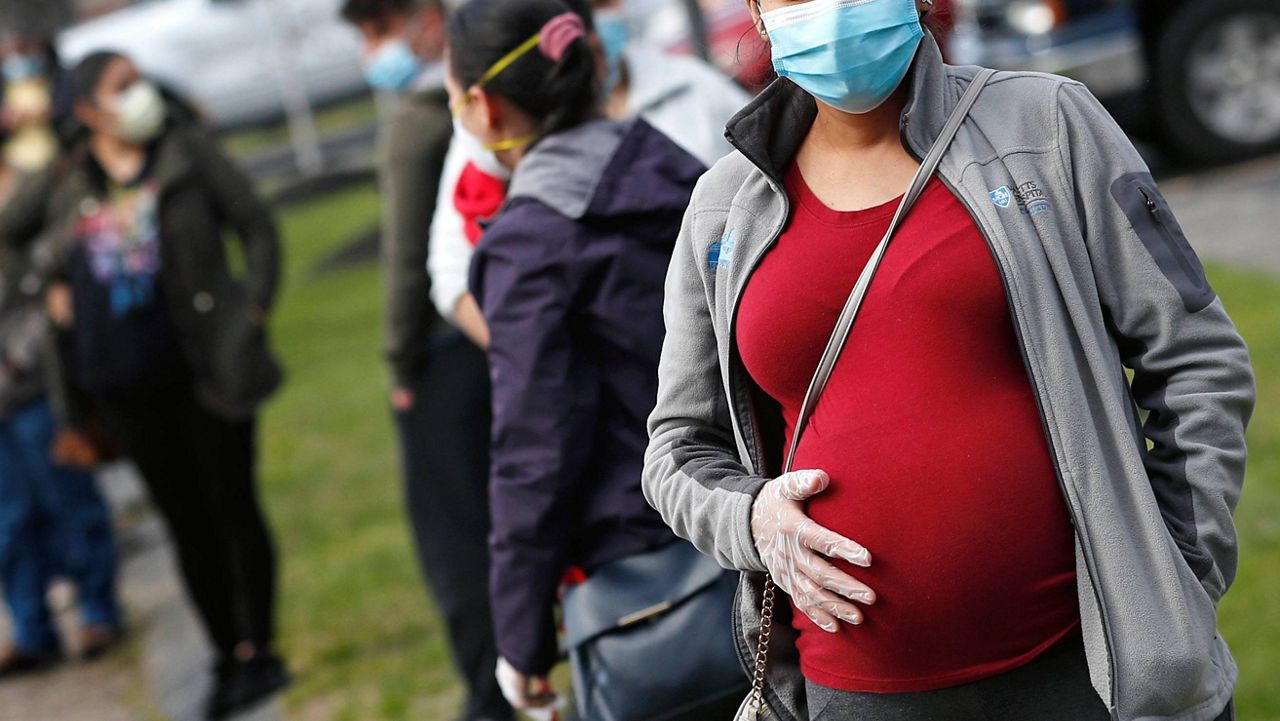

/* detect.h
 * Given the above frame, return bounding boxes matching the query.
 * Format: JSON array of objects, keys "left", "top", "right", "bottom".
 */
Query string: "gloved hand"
[
  {"left": 751, "top": 470, "right": 876, "bottom": 632},
  {"left": 495, "top": 657, "right": 557, "bottom": 711}
]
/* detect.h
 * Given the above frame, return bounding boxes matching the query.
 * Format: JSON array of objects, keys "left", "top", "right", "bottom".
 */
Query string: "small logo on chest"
[
  {"left": 707, "top": 229, "right": 737, "bottom": 271},
  {"left": 991, "top": 181, "right": 1052, "bottom": 216},
  {"left": 989, "top": 185, "right": 1012, "bottom": 208}
]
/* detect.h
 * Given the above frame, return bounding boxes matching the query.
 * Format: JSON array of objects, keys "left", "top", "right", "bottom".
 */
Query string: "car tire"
[{"left": 1153, "top": 0, "right": 1280, "bottom": 163}]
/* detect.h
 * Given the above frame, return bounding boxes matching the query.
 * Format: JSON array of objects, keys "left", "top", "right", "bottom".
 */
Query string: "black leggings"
[
  {"left": 97, "top": 384, "right": 277, "bottom": 659},
  {"left": 806, "top": 630, "right": 1235, "bottom": 721}
]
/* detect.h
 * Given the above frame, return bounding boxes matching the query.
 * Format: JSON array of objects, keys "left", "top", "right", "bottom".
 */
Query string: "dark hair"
[
  {"left": 340, "top": 0, "right": 441, "bottom": 25},
  {"left": 448, "top": 0, "right": 598, "bottom": 138},
  {"left": 921, "top": 5, "right": 949, "bottom": 38},
  {"left": 67, "top": 51, "right": 200, "bottom": 134},
  {"left": 70, "top": 50, "right": 125, "bottom": 105}
]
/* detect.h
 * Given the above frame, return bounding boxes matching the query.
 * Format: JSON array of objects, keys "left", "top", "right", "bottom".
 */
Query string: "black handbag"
[{"left": 562, "top": 540, "right": 749, "bottom": 721}]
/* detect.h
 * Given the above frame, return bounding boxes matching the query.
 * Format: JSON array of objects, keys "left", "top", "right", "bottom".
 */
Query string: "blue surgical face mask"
[
  {"left": 3, "top": 53, "right": 48, "bottom": 83},
  {"left": 364, "top": 38, "right": 423, "bottom": 92},
  {"left": 761, "top": 0, "right": 924, "bottom": 114},
  {"left": 594, "top": 10, "right": 629, "bottom": 96}
]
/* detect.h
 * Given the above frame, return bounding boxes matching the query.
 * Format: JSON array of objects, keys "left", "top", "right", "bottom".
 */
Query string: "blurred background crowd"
[{"left": 0, "top": 0, "right": 1275, "bottom": 720}]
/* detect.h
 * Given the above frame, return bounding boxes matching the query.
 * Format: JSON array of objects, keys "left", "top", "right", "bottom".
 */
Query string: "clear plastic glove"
[
  {"left": 524, "top": 697, "right": 566, "bottom": 721},
  {"left": 751, "top": 470, "right": 876, "bottom": 632},
  {"left": 495, "top": 657, "right": 557, "bottom": 711}
]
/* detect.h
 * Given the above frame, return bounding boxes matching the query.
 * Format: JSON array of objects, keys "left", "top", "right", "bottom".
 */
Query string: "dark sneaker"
[
  {"left": 78, "top": 625, "right": 124, "bottom": 661},
  {"left": 206, "top": 654, "right": 293, "bottom": 720},
  {"left": 0, "top": 643, "right": 62, "bottom": 679}
]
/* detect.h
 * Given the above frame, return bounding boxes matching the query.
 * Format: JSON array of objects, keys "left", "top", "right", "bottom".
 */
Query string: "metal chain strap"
[{"left": 749, "top": 576, "right": 776, "bottom": 714}]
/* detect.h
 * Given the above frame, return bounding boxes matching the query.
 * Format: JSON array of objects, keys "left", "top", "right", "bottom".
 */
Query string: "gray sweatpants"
[{"left": 805, "top": 631, "right": 1236, "bottom": 721}]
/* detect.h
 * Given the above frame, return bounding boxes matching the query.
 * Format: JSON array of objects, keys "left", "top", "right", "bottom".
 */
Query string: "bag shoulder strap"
[{"left": 780, "top": 67, "right": 997, "bottom": 474}]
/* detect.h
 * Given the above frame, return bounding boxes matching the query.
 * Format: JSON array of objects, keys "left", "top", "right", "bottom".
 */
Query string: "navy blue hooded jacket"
[{"left": 469, "top": 118, "right": 705, "bottom": 675}]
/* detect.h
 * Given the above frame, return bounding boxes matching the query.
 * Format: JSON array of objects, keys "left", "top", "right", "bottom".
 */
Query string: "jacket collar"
[
  {"left": 506, "top": 118, "right": 628, "bottom": 220},
  {"left": 506, "top": 117, "right": 704, "bottom": 221},
  {"left": 71, "top": 124, "right": 195, "bottom": 196},
  {"left": 148, "top": 128, "right": 196, "bottom": 190},
  {"left": 724, "top": 31, "right": 954, "bottom": 185}
]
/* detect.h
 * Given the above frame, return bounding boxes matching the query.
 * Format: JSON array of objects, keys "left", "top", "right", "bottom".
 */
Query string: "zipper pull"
[{"left": 1139, "top": 187, "right": 1162, "bottom": 220}]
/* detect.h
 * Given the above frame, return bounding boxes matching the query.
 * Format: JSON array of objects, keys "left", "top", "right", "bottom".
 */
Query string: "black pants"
[
  {"left": 395, "top": 334, "right": 511, "bottom": 721},
  {"left": 806, "top": 630, "right": 1235, "bottom": 721},
  {"left": 97, "top": 384, "right": 277, "bottom": 659}
]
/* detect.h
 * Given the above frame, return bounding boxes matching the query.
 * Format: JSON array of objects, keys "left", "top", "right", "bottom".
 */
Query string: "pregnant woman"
[{"left": 643, "top": 1, "right": 1254, "bottom": 719}]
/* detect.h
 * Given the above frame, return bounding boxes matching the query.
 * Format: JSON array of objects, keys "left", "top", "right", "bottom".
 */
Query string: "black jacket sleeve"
[
  {"left": 470, "top": 206, "right": 599, "bottom": 676},
  {"left": 187, "top": 129, "right": 281, "bottom": 314}
]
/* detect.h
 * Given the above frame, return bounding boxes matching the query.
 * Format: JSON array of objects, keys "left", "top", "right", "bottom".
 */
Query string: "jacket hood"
[
  {"left": 725, "top": 31, "right": 955, "bottom": 184},
  {"left": 506, "top": 118, "right": 705, "bottom": 220}
]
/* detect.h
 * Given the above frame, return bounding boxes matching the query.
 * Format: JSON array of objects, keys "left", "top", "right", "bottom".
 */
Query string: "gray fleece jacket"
[{"left": 643, "top": 34, "right": 1254, "bottom": 721}]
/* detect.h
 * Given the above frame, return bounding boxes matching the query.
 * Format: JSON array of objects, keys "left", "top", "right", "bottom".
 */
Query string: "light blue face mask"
[
  {"left": 761, "top": 0, "right": 924, "bottom": 114},
  {"left": 594, "top": 9, "right": 629, "bottom": 96},
  {"left": 364, "top": 39, "right": 423, "bottom": 92},
  {"left": 3, "top": 53, "right": 48, "bottom": 83}
]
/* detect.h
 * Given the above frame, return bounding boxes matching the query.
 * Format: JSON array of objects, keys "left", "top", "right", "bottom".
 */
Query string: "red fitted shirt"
[{"left": 736, "top": 165, "right": 1080, "bottom": 693}]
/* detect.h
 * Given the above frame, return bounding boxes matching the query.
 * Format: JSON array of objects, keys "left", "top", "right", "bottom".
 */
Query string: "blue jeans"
[{"left": 0, "top": 397, "right": 120, "bottom": 652}]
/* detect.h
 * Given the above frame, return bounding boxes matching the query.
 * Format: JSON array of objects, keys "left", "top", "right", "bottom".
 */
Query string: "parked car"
[
  {"left": 57, "top": 0, "right": 367, "bottom": 129},
  {"left": 948, "top": 0, "right": 1280, "bottom": 162}
]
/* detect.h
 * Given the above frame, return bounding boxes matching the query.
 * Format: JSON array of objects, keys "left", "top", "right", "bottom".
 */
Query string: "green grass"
[
  {"left": 255, "top": 187, "right": 1280, "bottom": 721},
  {"left": 258, "top": 184, "right": 464, "bottom": 721},
  {"left": 1213, "top": 266, "right": 1280, "bottom": 721}
]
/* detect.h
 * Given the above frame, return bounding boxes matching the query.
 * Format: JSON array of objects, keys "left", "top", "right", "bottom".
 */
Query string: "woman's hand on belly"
[{"left": 751, "top": 470, "right": 877, "bottom": 632}]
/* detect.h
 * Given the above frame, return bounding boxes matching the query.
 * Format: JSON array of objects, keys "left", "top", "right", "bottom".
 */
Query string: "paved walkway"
[
  {"left": 1164, "top": 153, "right": 1280, "bottom": 277},
  {"left": 0, "top": 466, "right": 282, "bottom": 721}
]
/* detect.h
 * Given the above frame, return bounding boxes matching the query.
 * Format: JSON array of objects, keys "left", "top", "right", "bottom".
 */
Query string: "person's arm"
[
  {"left": 471, "top": 213, "right": 598, "bottom": 677},
  {"left": 375, "top": 103, "right": 452, "bottom": 395},
  {"left": 1056, "top": 81, "right": 1255, "bottom": 603},
  {"left": 452, "top": 291, "right": 489, "bottom": 350},
  {"left": 0, "top": 163, "right": 83, "bottom": 431},
  {"left": 0, "top": 160, "right": 57, "bottom": 252},
  {"left": 427, "top": 136, "right": 476, "bottom": 322},
  {"left": 188, "top": 130, "right": 281, "bottom": 317},
  {"left": 642, "top": 192, "right": 770, "bottom": 574},
  {"left": 427, "top": 138, "right": 491, "bottom": 348}
]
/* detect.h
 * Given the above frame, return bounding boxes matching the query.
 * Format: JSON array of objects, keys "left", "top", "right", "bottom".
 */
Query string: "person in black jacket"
[
  {"left": 447, "top": 0, "right": 705, "bottom": 711},
  {"left": 0, "top": 51, "right": 288, "bottom": 720}
]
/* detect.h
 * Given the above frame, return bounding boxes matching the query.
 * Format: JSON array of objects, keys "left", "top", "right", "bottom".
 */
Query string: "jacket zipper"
[
  {"left": 722, "top": 139, "right": 795, "bottom": 721},
  {"left": 932, "top": 168, "right": 1122, "bottom": 721},
  {"left": 1137, "top": 185, "right": 1204, "bottom": 290}
]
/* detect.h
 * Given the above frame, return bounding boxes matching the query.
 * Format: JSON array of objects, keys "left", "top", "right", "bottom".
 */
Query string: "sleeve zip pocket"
[{"left": 1110, "top": 172, "right": 1216, "bottom": 313}]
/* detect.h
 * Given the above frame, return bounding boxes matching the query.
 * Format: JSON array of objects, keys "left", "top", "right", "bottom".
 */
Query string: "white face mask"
[
  {"left": 112, "top": 81, "right": 167, "bottom": 144},
  {"left": 452, "top": 116, "right": 511, "bottom": 179}
]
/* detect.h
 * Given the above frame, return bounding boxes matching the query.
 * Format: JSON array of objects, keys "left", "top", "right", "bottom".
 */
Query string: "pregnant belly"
[{"left": 789, "top": 408, "right": 1081, "bottom": 692}]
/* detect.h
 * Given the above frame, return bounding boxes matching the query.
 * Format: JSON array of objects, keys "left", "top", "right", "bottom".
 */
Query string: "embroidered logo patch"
[
  {"left": 707, "top": 229, "right": 737, "bottom": 271},
  {"left": 989, "top": 186, "right": 1012, "bottom": 208},
  {"left": 1014, "top": 181, "right": 1052, "bottom": 216},
  {"left": 991, "top": 182, "right": 1053, "bottom": 215}
]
